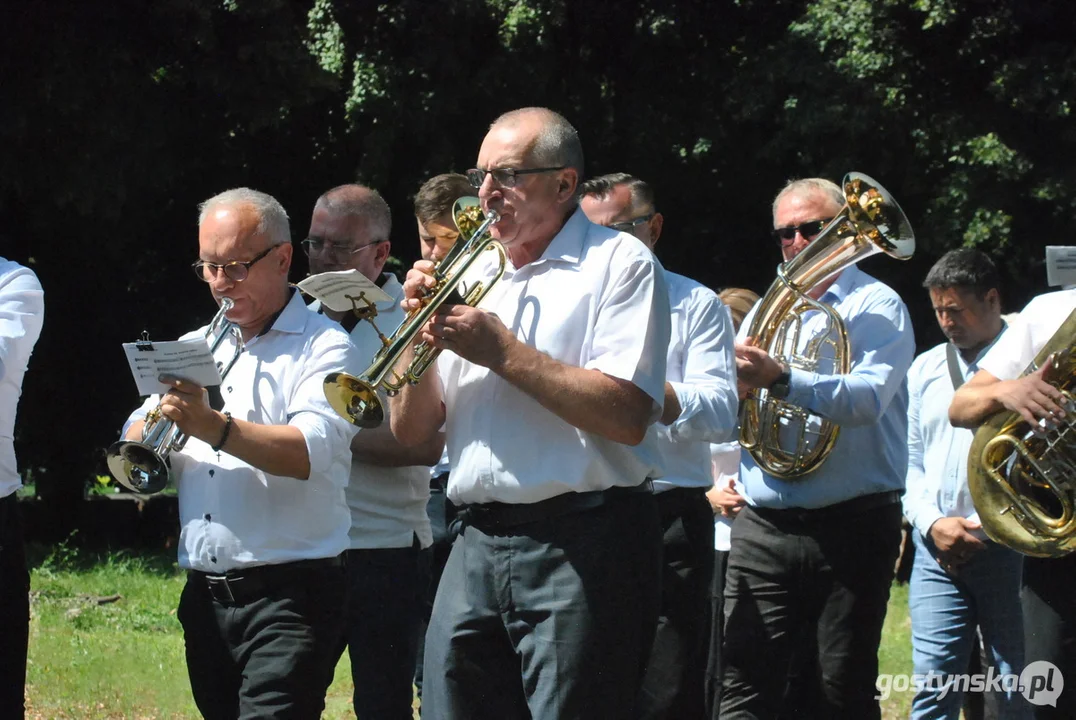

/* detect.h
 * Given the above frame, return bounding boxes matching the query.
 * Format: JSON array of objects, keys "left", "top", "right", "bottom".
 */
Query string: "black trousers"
[
  {"left": 720, "top": 498, "right": 902, "bottom": 720},
  {"left": 177, "top": 560, "right": 347, "bottom": 720},
  {"left": 639, "top": 487, "right": 715, "bottom": 720},
  {"left": 422, "top": 490, "right": 662, "bottom": 720},
  {"left": 415, "top": 474, "right": 461, "bottom": 710},
  {"left": 0, "top": 493, "right": 28, "bottom": 720},
  {"left": 705, "top": 548, "right": 729, "bottom": 720},
  {"left": 1022, "top": 554, "right": 1076, "bottom": 718},
  {"left": 334, "top": 540, "right": 427, "bottom": 720}
]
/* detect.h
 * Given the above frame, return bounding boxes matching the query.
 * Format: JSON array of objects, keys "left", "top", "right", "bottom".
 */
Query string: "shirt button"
[
  {"left": 204, "top": 513, "right": 212, "bottom": 521},
  {"left": 227, "top": 386, "right": 233, "bottom": 393},
  {"left": 210, "top": 556, "right": 217, "bottom": 563}
]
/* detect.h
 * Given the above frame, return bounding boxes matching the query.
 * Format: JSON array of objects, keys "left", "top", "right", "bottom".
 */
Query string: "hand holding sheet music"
[{"left": 122, "top": 337, "right": 223, "bottom": 396}]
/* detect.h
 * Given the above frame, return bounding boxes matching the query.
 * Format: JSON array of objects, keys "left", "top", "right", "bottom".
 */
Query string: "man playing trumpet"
[
  {"left": 389, "top": 107, "right": 672, "bottom": 719},
  {"left": 118, "top": 188, "right": 359, "bottom": 720}
]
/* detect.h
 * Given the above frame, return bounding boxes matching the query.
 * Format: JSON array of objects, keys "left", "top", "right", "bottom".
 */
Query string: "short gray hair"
[
  {"left": 315, "top": 184, "right": 392, "bottom": 243},
  {"left": 771, "top": 178, "right": 844, "bottom": 225},
  {"left": 198, "top": 188, "right": 291, "bottom": 246},
  {"left": 491, "top": 107, "right": 584, "bottom": 178}
]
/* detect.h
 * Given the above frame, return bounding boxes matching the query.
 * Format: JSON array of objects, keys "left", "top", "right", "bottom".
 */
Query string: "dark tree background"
[{"left": 3, "top": 0, "right": 1073, "bottom": 533}]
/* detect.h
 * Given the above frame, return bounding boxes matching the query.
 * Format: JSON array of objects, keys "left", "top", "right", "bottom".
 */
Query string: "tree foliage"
[{"left": 2, "top": 0, "right": 1074, "bottom": 523}]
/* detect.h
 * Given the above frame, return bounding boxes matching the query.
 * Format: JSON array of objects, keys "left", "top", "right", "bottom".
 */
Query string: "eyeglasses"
[
  {"left": 466, "top": 166, "right": 567, "bottom": 189},
  {"left": 301, "top": 238, "right": 382, "bottom": 259},
  {"left": 771, "top": 218, "right": 834, "bottom": 247},
  {"left": 609, "top": 214, "right": 654, "bottom": 234},
  {"left": 192, "top": 245, "right": 277, "bottom": 283}
]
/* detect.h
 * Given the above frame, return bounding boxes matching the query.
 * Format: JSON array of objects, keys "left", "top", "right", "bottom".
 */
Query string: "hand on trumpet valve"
[
  {"left": 157, "top": 374, "right": 225, "bottom": 444},
  {"left": 401, "top": 260, "right": 439, "bottom": 313},
  {"left": 423, "top": 305, "right": 512, "bottom": 370}
]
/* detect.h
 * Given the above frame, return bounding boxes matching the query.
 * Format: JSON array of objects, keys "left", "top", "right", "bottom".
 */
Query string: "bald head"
[
  {"left": 490, "top": 107, "right": 584, "bottom": 180},
  {"left": 307, "top": 183, "right": 393, "bottom": 280},
  {"left": 315, "top": 184, "right": 392, "bottom": 243}
]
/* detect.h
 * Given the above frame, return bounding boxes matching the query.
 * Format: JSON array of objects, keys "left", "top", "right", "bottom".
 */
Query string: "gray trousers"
[{"left": 422, "top": 491, "right": 662, "bottom": 720}]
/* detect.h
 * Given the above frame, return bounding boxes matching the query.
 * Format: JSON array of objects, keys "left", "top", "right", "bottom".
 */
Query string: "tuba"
[
  {"left": 739, "top": 173, "right": 915, "bottom": 479},
  {"left": 106, "top": 298, "right": 243, "bottom": 494},
  {"left": 968, "top": 308, "right": 1076, "bottom": 557},
  {"left": 323, "top": 197, "right": 506, "bottom": 427}
]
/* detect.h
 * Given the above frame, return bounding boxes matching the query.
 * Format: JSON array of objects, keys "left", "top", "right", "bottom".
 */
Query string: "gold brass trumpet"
[
  {"left": 323, "top": 197, "right": 506, "bottom": 427},
  {"left": 106, "top": 298, "right": 243, "bottom": 494},
  {"left": 739, "top": 173, "right": 915, "bottom": 479},
  {"left": 968, "top": 308, "right": 1076, "bottom": 557}
]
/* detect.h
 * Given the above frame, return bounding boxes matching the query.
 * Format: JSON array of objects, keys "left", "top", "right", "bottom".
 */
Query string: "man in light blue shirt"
[
  {"left": 723, "top": 177, "right": 915, "bottom": 719},
  {"left": 903, "top": 249, "right": 1028, "bottom": 719}
]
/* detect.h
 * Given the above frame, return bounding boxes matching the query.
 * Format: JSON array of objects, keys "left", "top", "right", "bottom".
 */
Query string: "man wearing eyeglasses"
[
  {"left": 722, "top": 178, "right": 914, "bottom": 719},
  {"left": 119, "top": 188, "right": 360, "bottom": 720},
  {"left": 303, "top": 183, "right": 443, "bottom": 720},
  {"left": 580, "top": 173, "right": 738, "bottom": 720},
  {"left": 389, "top": 108, "right": 672, "bottom": 719}
]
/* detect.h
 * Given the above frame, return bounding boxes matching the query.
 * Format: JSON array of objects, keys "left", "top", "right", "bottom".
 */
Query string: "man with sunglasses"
[
  {"left": 723, "top": 178, "right": 914, "bottom": 719},
  {"left": 389, "top": 108, "right": 672, "bottom": 719},
  {"left": 303, "top": 183, "right": 443, "bottom": 720},
  {"left": 581, "top": 173, "right": 738, "bottom": 720},
  {"left": 118, "top": 188, "right": 360, "bottom": 720}
]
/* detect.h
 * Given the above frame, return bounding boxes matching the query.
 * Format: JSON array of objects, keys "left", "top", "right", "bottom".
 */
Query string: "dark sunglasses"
[{"left": 771, "top": 218, "right": 834, "bottom": 246}]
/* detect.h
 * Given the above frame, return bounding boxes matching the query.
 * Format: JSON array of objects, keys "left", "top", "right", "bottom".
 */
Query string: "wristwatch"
[{"left": 768, "top": 364, "right": 792, "bottom": 400}]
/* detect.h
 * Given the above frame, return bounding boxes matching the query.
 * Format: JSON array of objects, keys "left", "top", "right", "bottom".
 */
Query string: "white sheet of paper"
[
  {"left": 122, "top": 336, "right": 223, "bottom": 396},
  {"left": 1046, "top": 246, "right": 1076, "bottom": 287},
  {"left": 296, "top": 270, "right": 392, "bottom": 313}
]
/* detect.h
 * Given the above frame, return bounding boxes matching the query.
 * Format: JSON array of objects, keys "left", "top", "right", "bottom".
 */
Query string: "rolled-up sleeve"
[
  {"left": 585, "top": 255, "right": 671, "bottom": 407},
  {"left": 785, "top": 294, "right": 914, "bottom": 427},
  {"left": 668, "top": 295, "right": 738, "bottom": 444},
  {"left": 286, "top": 331, "right": 361, "bottom": 482},
  {"left": 0, "top": 267, "right": 44, "bottom": 384}
]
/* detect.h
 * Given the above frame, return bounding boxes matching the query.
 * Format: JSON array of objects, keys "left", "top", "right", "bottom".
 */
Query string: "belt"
[
  {"left": 751, "top": 490, "right": 902, "bottom": 524},
  {"left": 458, "top": 480, "right": 653, "bottom": 531},
  {"left": 190, "top": 555, "right": 344, "bottom": 607}
]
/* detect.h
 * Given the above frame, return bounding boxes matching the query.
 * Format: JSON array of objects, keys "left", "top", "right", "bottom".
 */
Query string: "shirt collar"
[
  {"left": 261, "top": 289, "right": 308, "bottom": 337},
  {"left": 818, "top": 265, "right": 860, "bottom": 304},
  {"left": 529, "top": 206, "right": 589, "bottom": 267}
]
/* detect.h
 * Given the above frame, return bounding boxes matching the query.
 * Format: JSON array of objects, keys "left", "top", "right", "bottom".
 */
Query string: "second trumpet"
[{"left": 324, "top": 197, "right": 506, "bottom": 428}]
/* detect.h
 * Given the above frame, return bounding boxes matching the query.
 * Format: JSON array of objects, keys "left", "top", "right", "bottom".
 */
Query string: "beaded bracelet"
[{"left": 211, "top": 411, "right": 233, "bottom": 453}]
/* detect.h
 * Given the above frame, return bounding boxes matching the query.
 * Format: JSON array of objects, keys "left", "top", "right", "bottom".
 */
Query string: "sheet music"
[
  {"left": 122, "top": 337, "right": 223, "bottom": 396},
  {"left": 296, "top": 270, "right": 392, "bottom": 313},
  {"left": 1046, "top": 246, "right": 1076, "bottom": 287}
]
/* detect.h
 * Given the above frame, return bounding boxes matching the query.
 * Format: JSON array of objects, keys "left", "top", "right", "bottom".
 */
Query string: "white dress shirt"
[
  {"left": 902, "top": 334, "right": 1005, "bottom": 539},
  {"left": 979, "top": 289, "right": 1076, "bottom": 381},
  {"left": 123, "top": 290, "right": 360, "bottom": 572},
  {"left": 737, "top": 265, "right": 915, "bottom": 509},
  {"left": 640, "top": 270, "right": 738, "bottom": 492},
  {"left": 311, "top": 274, "right": 433, "bottom": 550},
  {"left": 0, "top": 259, "right": 44, "bottom": 500},
  {"left": 437, "top": 206, "right": 672, "bottom": 505}
]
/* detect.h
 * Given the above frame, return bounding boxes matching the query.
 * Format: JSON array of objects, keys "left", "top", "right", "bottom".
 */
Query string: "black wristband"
[{"left": 211, "top": 411, "right": 233, "bottom": 452}]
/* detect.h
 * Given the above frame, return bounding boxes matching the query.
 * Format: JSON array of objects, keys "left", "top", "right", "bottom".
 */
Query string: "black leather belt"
[
  {"left": 751, "top": 490, "right": 902, "bottom": 524},
  {"left": 458, "top": 480, "right": 653, "bottom": 531},
  {"left": 190, "top": 554, "right": 345, "bottom": 607}
]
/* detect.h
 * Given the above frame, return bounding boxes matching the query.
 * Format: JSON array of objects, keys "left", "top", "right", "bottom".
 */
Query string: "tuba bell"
[
  {"left": 106, "top": 298, "right": 243, "bottom": 494},
  {"left": 323, "top": 197, "right": 506, "bottom": 428},
  {"left": 739, "top": 173, "right": 915, "bottom": 479},
  {"left": 968, "top": 308, "right": 1076, "bottom": 557}
]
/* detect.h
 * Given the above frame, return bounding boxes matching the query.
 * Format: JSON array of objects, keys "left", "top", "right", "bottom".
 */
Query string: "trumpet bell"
[
  {"left": 324, "top": 372, "right": 384, "bottom": 428},
  {"left": 106, "top": 440, "right": 171, "bottom": 494}
]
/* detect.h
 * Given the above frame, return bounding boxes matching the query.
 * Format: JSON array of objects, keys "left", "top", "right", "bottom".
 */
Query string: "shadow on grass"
[{"left": 26, "top": 533, "right": 182, "bottom": 578}]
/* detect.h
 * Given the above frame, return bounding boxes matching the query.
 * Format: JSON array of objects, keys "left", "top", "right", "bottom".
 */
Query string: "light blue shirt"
[
  {"left": 738, "top": 265, "right": 915, "bottom": 509},
  {"left": 902, "top": 332, "right": 1004, "bottom": 539}
]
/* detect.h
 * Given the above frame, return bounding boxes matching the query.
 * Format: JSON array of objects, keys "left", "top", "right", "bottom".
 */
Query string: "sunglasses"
[
  {"left": 771, "top": 218, "right": 834, "bottom": 246},
  {"left": 466, "top": 166, "right": 566, "bottom": 189},
  {"left": 609, "top": 214, "right": 654, "bottom": 234}
]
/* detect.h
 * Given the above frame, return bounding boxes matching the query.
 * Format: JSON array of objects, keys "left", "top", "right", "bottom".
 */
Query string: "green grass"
[{"left": 25, "top": 544, "right": 914, "bottom": 719}]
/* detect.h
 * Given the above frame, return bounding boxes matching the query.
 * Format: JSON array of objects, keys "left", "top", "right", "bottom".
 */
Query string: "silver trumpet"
[{"left": 106, "top": 298, "right": 243, "bottom": 494}]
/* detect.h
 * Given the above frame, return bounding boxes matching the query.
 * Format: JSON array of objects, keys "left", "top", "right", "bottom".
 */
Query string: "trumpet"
[
  {"left": 324, "top": 197, "right": 506, "bottom": 427},
  {"left": 106, "top": 298, "right": 243, "bottom": 494}
]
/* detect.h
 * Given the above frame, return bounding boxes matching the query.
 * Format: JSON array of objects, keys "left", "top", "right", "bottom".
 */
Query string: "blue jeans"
[{"left": 909, "top": 529, "right": 1030, "bottom": 719}]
